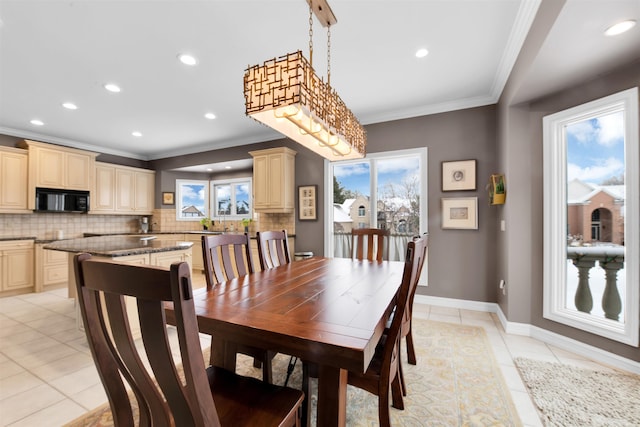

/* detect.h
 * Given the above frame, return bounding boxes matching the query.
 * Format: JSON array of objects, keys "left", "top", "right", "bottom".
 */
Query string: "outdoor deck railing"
[
  {"left": 566, "top": 246, "right": 625, "bottom": 321},
  {"left": 333, "top": 232, "right": 414, "bottom": 262}
]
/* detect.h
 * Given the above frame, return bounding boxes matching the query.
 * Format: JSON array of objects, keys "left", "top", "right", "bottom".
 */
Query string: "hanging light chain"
[
  {"left": 308, "top": 2, "right": 314, "bottom": 67},
  {"left": 327, "top": 25, "right": 331, "bottom": 86}
]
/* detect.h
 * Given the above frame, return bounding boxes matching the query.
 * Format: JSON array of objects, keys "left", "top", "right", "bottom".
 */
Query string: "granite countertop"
[
  {"left": 84, "top": 231, "right": 296, "bottom": 239},
  {"left": 0, "top": 236, "right": 36, "bottom": 242},
  {"left": 44, "top": 235, "right": 193, "bottom": 257}
]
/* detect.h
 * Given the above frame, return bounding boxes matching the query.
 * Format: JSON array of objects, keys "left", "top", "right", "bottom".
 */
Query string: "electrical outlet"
[
  {"left": 499, "top": 279, "right": 506, "bottom": 295},
  {"left": 499, "top": 279, "right": 505, "bottom": 289}
]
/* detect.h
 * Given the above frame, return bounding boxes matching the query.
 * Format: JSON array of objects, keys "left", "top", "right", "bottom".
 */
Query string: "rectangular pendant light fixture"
[{"left": 244, "top": 0, "right": 366, "bottom": 161}]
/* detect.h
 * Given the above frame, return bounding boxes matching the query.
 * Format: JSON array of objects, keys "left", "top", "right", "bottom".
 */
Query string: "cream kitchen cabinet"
[
  {"left": 0, "top": 240, "right": 34, "bottom": 296},
  {"left": 35, "top": 244, "right": 68, "bottom": 292},
  {"left": 0, "top": 147, "right": 29, "bottom": 213},
  {"left": 18, "top": 140, "right": 97, "bottom": 209},
  {"left": 92, "top": 162, "right": 155, "bottom": 215},
  {"left": 249, "top": 147, "right": 296, "bottom": 213},
  {"left": 183, "top": 234, "right": 204, "bottom": 271}
]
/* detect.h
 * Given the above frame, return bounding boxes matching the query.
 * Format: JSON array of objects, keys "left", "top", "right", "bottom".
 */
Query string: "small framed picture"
[
  {"left": 162, "top": 192, "right": 175, "bottom": 205},
  {"left": 442, "top": 197, "right": 478, "bottom": 229},
  {"left": 442, "top": 159, "right": 477, "bottom": 191},
  {"left": 298, "top": 185, "right": 317, "bottom": 221}
]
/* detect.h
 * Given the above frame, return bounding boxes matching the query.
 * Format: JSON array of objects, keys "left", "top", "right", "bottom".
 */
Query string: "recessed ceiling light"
[
  {"left": 132, "top": 131, "right": 142, "bottom": 137},
  {"left": 225, "top": 166, "right": 232, "bottom": 170},
  {"left": 204, "top": 112, "right": 216, "bottom": 120},
  {"left": 415, "top": 48, "right": 429, "bottom": 58},
  {"left": 62, "top": 102, "right": 78, "bottom": 110},
  {"left": 30, "top": 119, "right": 44, "bottom": 126},
  {"left": 178, "top": 53, "right": 198, "bottom": 66},
  {"left": 104, "top": 83, "right": 121, "bottom": 93},
  {"left": 604, "top": 20, "right": 636, "bottom": 36},
  {"left": 206, "top": 168, "right": 213, "bottom": 172}
]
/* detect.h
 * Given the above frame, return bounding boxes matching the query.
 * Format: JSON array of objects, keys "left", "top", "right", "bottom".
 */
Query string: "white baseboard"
[
  {"left": 414, "top": 294, "right": 499, "bottom": 313},
  {"left": 415, "top": 294, "right": 640, "bottom": 375}
]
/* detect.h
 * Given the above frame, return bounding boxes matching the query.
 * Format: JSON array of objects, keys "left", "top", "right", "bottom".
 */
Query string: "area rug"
[
  {"left": 514, "top": 357, "right": 640, "bottom": 427},
  {"left": 65, "top": 319, "right": 521, "bottom": 426}
]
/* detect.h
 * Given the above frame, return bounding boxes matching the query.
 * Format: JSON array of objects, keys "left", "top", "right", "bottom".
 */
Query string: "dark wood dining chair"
[
  {"left": 256, "top": 230, "right": 291, "bottom": 270},
  {"left": 396, "top": 233, "right": 428, "bottom": 396},
  {"left": 202, "top": 234, "right": 276, "bottom": 383},
  {"left": 301, "top": 235, "right": 427, "bottom": 427},
  {"left": 352, "top": 228, "right": 390, "bottom": 261},
  {"left": 73, "top": 253, "right": 304, "bottom": 427}
]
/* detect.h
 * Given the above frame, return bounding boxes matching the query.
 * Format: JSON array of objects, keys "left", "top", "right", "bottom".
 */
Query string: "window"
[
  {"left": 325, "top": 147, "right": 428, "bottom": 265},
  {"left": 211, "top": 178, "right": 252, "bottom": 220},
  {"left": 176, "top": 180, "right": 209, "bottom": 220},
  {"left": 543, "top": 88, "right": 638, "bottom": 346}
]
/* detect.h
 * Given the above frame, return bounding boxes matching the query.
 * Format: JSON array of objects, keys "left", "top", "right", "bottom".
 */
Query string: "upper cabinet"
[
  {"left": 0, "top": 147, "right": 29, "bottom": 213},
  {"left": 18, "top": 140, "right": 97, "bottom": 209},
  {"left": 249, "top": 147, "right": 296, "bottom": 213},
  {"left": 92, "top": 162, "right": 155, "bottom": 215}
]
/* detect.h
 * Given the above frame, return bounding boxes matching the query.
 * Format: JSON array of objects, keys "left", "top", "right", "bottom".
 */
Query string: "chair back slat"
[
  {"left": 74, "top": 254, "right": 221, "bottom": 426},
  {"left": 256, "top": 230, "right": 291, "bottom": 270},
  {"left": 352, "top": 228, "right": 390, "bottom": 262},
  {"left": 202, "top": 234, "right": 254, "bottom": 287}
]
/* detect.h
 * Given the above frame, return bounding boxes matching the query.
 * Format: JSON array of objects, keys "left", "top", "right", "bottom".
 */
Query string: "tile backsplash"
[
  {"left": 0, "top": 210, "right": 296, "bottom": 240},
  {"left": 0, "top": 213, "right": 142, "bottom": 240}
]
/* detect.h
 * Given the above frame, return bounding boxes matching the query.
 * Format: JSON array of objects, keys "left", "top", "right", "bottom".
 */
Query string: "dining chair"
[
  {"left": 396, "top": 233, "right": 428, "bottom": 396},
  {"left": 351, "top": 228, "right": 390, "bottom": 261},
  {"left": 73, "top": 253, "right": 304, "bottom": 427},
  {"left": 202, "top": 234, "right": 276, "bottom": 383},
  {"left": 256, "top": 230, "right": 291, "bottom": 270},
  {"left": 301, "top": 235, "right": 427, "bottom": 427}
]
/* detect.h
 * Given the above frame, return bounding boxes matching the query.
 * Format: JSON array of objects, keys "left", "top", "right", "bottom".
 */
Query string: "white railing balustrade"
[
  {"left": 333, "top": 232, "right": 414, "bottom": 262},
  {"left": 566, "top": 246, "right": 625, "bottom": 321}
]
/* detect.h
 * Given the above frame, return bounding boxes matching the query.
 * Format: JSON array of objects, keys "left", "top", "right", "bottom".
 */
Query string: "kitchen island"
[
  {"left": 45, "top": 235, "right": 194, "bottom": 337},
  {"left": 44, "top": 235, "right": 194, "bottom": 299}
]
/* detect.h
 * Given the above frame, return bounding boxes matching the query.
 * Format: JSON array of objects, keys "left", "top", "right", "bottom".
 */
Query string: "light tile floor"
[{"left": 0, "top": 277, "right": 627, "bottom": 427}]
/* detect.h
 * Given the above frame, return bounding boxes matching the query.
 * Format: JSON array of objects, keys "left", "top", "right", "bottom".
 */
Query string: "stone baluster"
[
  {"left": 600, "top": 259, "right": 624, "bottom": 321},
  {"left": 573, "top": 258, "right": 595, "bottom": 314}
]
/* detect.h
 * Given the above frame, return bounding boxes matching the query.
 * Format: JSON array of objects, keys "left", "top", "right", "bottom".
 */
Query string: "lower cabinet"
[
  {"left": 70, "top": 246, "right": 193, "bottom": 339},
  {"left": 0, "top": 240, "right": 34, "bottom": 296},
  {"left": 35, "top": 244, "right": 68, "bottom": 292}
]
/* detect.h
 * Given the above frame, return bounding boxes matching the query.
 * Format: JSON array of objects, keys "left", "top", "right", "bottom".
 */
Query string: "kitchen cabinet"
[
  {"left": 249, "top": 147, "right": 296, "bottom": 213},
  {"left": 0, "top": 240, "right": 34, "bottom": 296},
  {"left": 92, "top": 162, "right": 155, "bottom": 215},
  {"left": 183, "top": 234, "right": 204, "bottom": 271},
  {"left": 18, "top": 140, "right": 97, "bottom": 209},
  {"left": 35, "top": 244, "right": 68, "bottom": 292},
  {"left": 0, "top": 147, "right": 29, "bottom": 213}
]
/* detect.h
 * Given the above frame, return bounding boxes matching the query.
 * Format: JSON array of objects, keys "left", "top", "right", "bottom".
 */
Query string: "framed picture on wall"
[
  {"left": 162, "top": 192, "right": 175, "bottom": 205},
  {"left": 298, "top": 185, "right": 317, "bottom": 221},
  {"left": 441, "top": 197, "right": 478, "bottom": 229},
  {"left": 442, "top": 159, "right": 477, "bottom": 191}
]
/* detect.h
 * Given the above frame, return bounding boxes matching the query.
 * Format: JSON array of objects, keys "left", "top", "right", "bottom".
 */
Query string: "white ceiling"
[{"left": 0, "top": 0, "right": 638, "bottom": 162}]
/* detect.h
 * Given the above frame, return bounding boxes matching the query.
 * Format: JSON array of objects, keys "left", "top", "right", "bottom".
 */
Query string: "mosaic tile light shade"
[{"left": 244, "top": 50, "right": 366, "bottom": 160}]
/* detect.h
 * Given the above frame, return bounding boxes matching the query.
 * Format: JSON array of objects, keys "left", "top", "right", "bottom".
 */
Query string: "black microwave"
[{"left": 35, "top": 187, "right": 90, "bottom": 213}]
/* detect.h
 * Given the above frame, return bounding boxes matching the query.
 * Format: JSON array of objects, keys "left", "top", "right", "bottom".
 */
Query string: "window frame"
[
  {"left": 542, "top": 88, "right": 639, "bottom": 346},
  {"left": 323, "top": 147, "right": 428, "bottom": 255},
  {"left": 175, "top": 179, "right": 209, "bottom": 221},
  {"left": 210, "top": 177, "right": 253, "bottom": 221}
]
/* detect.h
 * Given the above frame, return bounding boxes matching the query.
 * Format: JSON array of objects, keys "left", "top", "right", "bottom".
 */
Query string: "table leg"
[
  {"left": 209, "top": 339, "right": 238, "bottom": 371},
  {"left": 317, "top": 365, "right": 348, "bottom": 427}
]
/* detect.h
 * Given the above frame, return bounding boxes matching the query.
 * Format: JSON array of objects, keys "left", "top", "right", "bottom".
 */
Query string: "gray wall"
[
  {"left": 497, "top": 0, "right": 640, "bottom": 361},
  {"left": 151, "top": 106, "right": 500, "bottom": 303}
]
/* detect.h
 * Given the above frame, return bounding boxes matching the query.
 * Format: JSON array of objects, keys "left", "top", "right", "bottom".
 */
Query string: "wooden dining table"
[{"left": 166, "top": 256, "right": 405, "bottom": 426}]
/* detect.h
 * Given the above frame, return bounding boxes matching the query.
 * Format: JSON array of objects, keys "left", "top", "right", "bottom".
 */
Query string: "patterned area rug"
[
  {"left": 65, "top": 319, "right": 521, "bottom": 426},
  {"left": 514, "top": 357, "right": 640, "bottom": 427}
]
